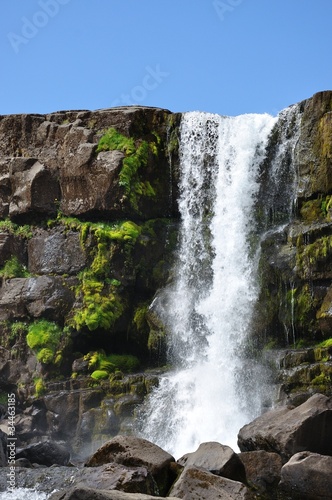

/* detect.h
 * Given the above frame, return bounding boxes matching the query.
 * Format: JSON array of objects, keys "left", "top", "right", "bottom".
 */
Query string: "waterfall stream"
[{"left": 138, "top": 111, "right": 280, "bottom": 458}]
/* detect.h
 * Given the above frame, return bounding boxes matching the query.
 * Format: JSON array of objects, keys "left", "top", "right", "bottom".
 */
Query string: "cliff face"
[
  {"left": 0, "top": 106, "right": 181, "bottom": 396},
  {"left": 0, "top": 93, "right": 331, "bottom": 450}
]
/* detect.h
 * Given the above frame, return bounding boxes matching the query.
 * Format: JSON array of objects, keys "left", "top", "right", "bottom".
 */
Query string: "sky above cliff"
[{"left": 1, "top": 0, "right": 332, "bottom": 117}]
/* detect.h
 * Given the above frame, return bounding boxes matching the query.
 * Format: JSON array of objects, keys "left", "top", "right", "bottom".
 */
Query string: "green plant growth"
[
  {"left": 34, "top": 377, "right": 46, "bottom": 397},
  {"left": 96, "top": 127, "right": 158, "bottom": 210},
  {"left": 0, "top": 218, "right": 32, "bottom": 239},
  {"left": 296, "top": 235, "right": 332, "bottom": 278},
  {"left": 84, "top": 351, "right": 139, "bottom": 376},
  {"left": 319, "top": 338, "right": 332, "bottom": 348},
  {"left": 27, "top": 320, "right": 63, "bottom": 365},
  {"left": 91, "top": 370, "right": 109, "bottom": 380},
  {"left": 0, "top": 256, "right": 29, "bottom": 279},
  {"left": 69, "top": 220, "right": 142, "bottom": 333}
]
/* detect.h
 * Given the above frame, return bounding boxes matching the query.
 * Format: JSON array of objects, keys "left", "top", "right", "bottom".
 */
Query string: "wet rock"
[
  {"left": 16, "top": 440, "right": 70, "bottom": 466},
  {"left": 238, "top": 393, "right": 332, "bottom": 461},
  {"left": 85, "top": 435, "right": 175, "bottom": 496},
  {"left": 169, "top": 466, "right": 253, "bottom": 500},
  {"left": 279, "top": 451, "right": 332, "bottom": 500},
  {"left": 239, "top": 450, "right": 282, "bottom": 497},
  {"left": 0, "top": 276, "right": 76, "bottom": 322},
  {"left": 28, "top": 228, "right": 86, "bottom": 275},
  {"left": 178, "top": 442, "right": 246, "bottom": 484}
]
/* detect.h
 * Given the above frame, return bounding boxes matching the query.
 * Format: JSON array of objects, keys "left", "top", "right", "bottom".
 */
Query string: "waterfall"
[{"left": 137, "top": 111, "right": 279, "bottom": 459}]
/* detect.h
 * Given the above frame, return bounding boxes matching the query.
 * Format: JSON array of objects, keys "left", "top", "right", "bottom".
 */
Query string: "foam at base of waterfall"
[{"left": 0, "top": 489, "right": 48, "bottom": 500}]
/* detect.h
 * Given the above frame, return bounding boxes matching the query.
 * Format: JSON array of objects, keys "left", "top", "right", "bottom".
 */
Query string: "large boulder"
[
  {"left": 239, "top": 450, "right": 282, "bottom": 497},
  {"left": 169, "top": 466, "right": 253, "bottom": 500},
  {"left": 16, "top": 440, "right": 70, "bottom": 466},
  {"left": 49, "top": 487, "right": 181, "bottom": 500},
  {"left": 238, "top": 393, "right": 332, "bottom": 461},
  {"left": 279, "top": 451, "right": 332, "bottom": 500},
  {"left": 85, "top": 436, "right": 176, "bottom": 496},
  {"left": 178, "top": 442, "right": 246, "bottom": 484}
]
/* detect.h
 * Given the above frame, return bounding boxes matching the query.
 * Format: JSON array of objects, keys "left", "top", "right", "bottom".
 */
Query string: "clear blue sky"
[{"left": 1, "top": 0, "right": 332, "bottom": 117}]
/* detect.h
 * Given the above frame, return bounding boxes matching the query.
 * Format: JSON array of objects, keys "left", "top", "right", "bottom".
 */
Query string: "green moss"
[
  {"left": 0, "top": 256, "right": 29, "bottom": 279},
  {"left": 91, "top": 370, "right": 109, "bottom": 380},
  {"left": 319, "top": 338, "right": 332, "bottom": 348},
  {"left": 133, "top": 303, "right": 149, "bottom": 332},
  {"left": 96, "top": 127, "right": 158, "bottom": 211},
  {"left": 296, "top": 235, "right": 332, "bottom": 277},
  {"left": 0, "top": 219, "right": 32, "bottom": 239},
  {"left": 27, "top": 320, "right": 63, "bottom": 365},
  {"left": 34, "top": 377, "right": 46, "bottom": 397},
  {"left": 84, "top": 351, "right": 139, "bottom": 374}
]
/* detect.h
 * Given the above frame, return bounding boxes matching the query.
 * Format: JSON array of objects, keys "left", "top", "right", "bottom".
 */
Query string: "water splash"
[{"left": 138, "top": 111, "right": 278, "bottom": 458}]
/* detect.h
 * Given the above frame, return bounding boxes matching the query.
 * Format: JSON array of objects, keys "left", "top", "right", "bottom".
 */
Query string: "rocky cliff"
[{"left": 0, "top": 93, "right": 331, "bottom": 455}]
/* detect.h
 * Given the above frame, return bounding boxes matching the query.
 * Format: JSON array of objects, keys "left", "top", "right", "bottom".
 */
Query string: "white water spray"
[{"left": 138, "top": 111, "right": 278, "bottom": 458}]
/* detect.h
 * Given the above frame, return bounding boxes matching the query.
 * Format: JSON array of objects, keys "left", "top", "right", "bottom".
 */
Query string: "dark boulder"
[
  {"left": 178, "top": 441, "right": 246, "bottom": 484},
  {"left": 279, "top": 451, "right": 332, "bottom": 500},
  {"left": 85, "top": 435, "right": 175, "bottom": 496},
  {"left": 238, "top": 393, "right": 332, "bottom": 461},
  {"left": 169, "top": 466, "right": 253, "bottom": 500},
  {"left": 16, "top": 440, "right": 70, "bottom": 466},
  {"left": 239, "top": 450, "right": 282, "bottom": 497}
]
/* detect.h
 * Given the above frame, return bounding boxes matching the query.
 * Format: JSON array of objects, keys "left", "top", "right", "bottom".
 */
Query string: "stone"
[
  {"left": 0, "top": 276, "right": 76, "bottom": 322},
  {"left": 238, "top": 393, "right": 332, "bottom": 461},
  {"left": 9, "top": 158, "right": 60, "bottom": 219},
  {"left": 178, "top": 442, "right": 246, "bottom": 484},
  {"left": 16, "top": 440, "right": 70, "bottom": 466},
  {"left": 239, "top": 450, "right": 282, "bottom": 496},
  {"left": 169, "top": 466, "right": 253, "bottom": 500},
  {"left": 279, "top": 451, "right": 332, "bottom": 500},
  {"left": 48, "top": 487, "right": 181, "bottom": 500},
  {"left": 0, "top": 429, "right": 7, "bottom": 467},
  {"left": 28, "top": 228, "right": 86, "bottom": 275},
  {"left": 85, "top": 435, "right": 175, "bottom": 496}
]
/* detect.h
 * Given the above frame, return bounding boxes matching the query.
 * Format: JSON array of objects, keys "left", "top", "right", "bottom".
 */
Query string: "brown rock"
[
  {"left": 239, "top": 450, "right": 282, "bottom": 495},
  {"left": 279, "top": 451, "right": 332, "bottom": 500},
  {"left": 178, "top": 442, "right": 246, "bottom": 484},
  {"left": 49, "top": 487, "right": 181, "bottom": 500},
  {"left": 238, "top": 393, "right": 332, "bottom": 461},
  {"left": 85, "top": 435, "right": 175, "bottom": 496},
  {"left": 169, "top": 466, "right": 253, "bottom": 500}
]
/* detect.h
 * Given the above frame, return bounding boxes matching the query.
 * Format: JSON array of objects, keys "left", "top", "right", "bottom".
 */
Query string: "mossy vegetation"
[
  {"left": 27, "top": 320, "right": 63, "bottom": 365},
  {"left": 0, "top": 256, "right": 29, "bottom": 279},
  {"left": 96, "top": 127, "right": 159, "bottom": 210},
  {"left": 296, "top": 235, "right": 332, "bottom": 277},
  {"left": 84, "top": 350, "right": 139, "bottom": 376},
  {"left": 0, "top": 218, "right": 32, "bottom": 239}
]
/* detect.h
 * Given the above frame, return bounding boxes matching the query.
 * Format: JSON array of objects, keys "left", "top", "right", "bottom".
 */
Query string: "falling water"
[{"left": 138, "top": 111, "right": 279, "bottom": 458}]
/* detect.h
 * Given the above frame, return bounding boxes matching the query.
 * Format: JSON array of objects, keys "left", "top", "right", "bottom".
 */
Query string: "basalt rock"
[
  {"left": 279, "top": 451, "right": 332, "bottom": 500},
  {"left": 16, "top": 440, "right": 70, "bottom": 466},
  {"left": 237, "top": 393, "right": 332, "bottom": 462},
  {"left": 85, "top": 435, "right": 176, "bottom": 496},
  {"left": 169, "top": 466, "right": 253, "bottom": 500},
  {"left": 178, "top": 442, "right": 246, "bottom": 484}
]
